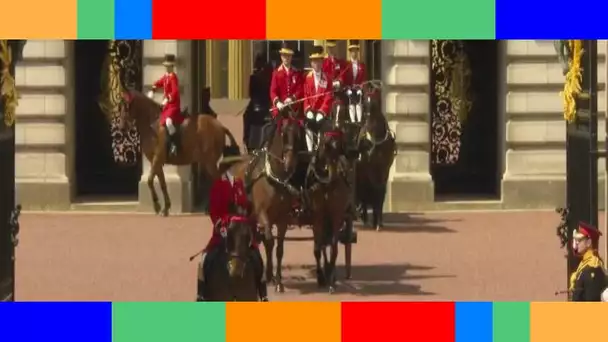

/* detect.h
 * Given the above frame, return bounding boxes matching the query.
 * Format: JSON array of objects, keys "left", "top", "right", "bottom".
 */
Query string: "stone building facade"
[{"left": 13, "top": 40, "right": 607, "bottom": 212}]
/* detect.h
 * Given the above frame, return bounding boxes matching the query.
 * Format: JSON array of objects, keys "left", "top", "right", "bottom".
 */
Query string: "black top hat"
[
  {"left": 162, "top": 54, "right": 176, "bottom": 66},
  {"left": 279, "top": 41, "right": 294, "bottom": 55},
  {"left": 348, "top": 40, "right": 361, "bottom": 50},
  {"left": 309, "top": 45, "right": 325, "bottom": 59}
]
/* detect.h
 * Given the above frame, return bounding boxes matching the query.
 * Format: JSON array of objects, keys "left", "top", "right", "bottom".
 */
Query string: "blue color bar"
[
  {"left": 0, "top": 302, "right": 112, "bottom": 342},
  {"left": 115, "top": 0, "right": 152, "bottom": 39},
  {"left": 496, "top": 0, "right": 608, "bottom": 38},
  {"left": 455, "top": 302, "right": 492, "bottom": 342}
]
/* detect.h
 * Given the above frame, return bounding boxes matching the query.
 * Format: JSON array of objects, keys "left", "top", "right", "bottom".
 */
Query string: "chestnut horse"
[
  {"left": 229, "top": 107, "right": 304, "bottom": 293},
  {"left": 306, "top": 120, "right": 352, "bottom": 293},
  {"left": 120, "top": 89, "right": 239, "bottom": 216}
]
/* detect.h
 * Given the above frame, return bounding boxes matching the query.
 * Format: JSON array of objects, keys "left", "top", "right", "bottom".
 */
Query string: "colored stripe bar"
[
  {"left": 455, "top": 302, "right": 492, "bottom": 342},
  {"left": 77, "top": 0, "right": 114, "bottom": 39},
  {"left": 342, "top": 302, "right": 455, "bottom": 342},
  {"left": 496, "top": 0, "right": 608, "bottom": 38},
  {"left": 530, "top": 303, "right": 608, "bottom": 342},
  {"left": 116, "top": 0, "right": 152, "bottom": 39},
  {"left": 1, "top": 0, "right": 77, "bottom": 39},
  {"left": 493, "top": 302, "right": 529, "bottom": 342},
  {"left": 152, "top": 0, "right": 266, "bottom": 39},
  {"left": 0, "top": 302, "right": 112, "bottom": 342},
  {"left": 113, "top": 302, "right": 225, "bottom": 342},
  {"left": 382, "top": 0, "right": 495, "bottom": 39},
  {"left": 266, "top": 0, "right": 381, "bottom": 39}
]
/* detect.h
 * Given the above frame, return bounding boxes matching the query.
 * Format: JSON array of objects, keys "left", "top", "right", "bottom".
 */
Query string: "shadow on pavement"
[
  {"left": 356, "top": 213, "right": 458, "bottom": 234},
  {"left": 282, "top": 263, "right": 453, "bottom": 296}
]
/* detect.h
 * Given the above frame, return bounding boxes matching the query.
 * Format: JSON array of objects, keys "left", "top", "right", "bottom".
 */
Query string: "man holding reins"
[
  {"left": 270, "top": 42, "right": 304, "bottom": 119},
  {"left": 303, "top": 46, "right": 333, "bottom": 152}
]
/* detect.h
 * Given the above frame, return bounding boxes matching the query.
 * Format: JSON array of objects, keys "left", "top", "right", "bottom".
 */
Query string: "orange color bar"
[
  {"left": 0, "top": 0, "right": 77, "bottom": 38},
  {"left": 266, "top": 0, "right": 381, "bottom": 39},
  {"left": 530, "top": 302, "right": 608, "bottom": 341},
  {"left": 226, "top": 302, "right": 341, "bottom": 342}
]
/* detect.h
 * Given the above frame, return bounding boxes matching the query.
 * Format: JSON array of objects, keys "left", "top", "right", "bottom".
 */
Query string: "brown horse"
[
  {"left": 357, "top": 91, "right": 396, "bottom": 231},
  {"left": 120, "top": 89, "right": 239, "bottom": 216},
  {"left": 230, "top": 107, "right": 304, "bottom": 293},
  {"left": 306, "top": 120, "right": 352, "bottom": 293},
  {"left": 201, "top": 217, "right": 259, "bottom": 301}
]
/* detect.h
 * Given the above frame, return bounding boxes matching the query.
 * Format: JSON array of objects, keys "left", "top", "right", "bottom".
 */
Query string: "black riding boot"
[
  {"left": 168, "top": 130, "right": 180, "bottom": 157},
  {"left": 252, "top": 248, "right": 268, "bottom": 301}
]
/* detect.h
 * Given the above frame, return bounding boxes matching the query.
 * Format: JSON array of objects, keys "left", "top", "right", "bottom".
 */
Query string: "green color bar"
[
  {"left": 381, "top": 0, "right": 495, "bottom": 39},
  {"left": 77, "top": 0, "right": 114, "bottom": 39},
  {"left": 493, "top": 302, "right": 530, "bottom": 342},
  {"left": 112, "top": 302, "right": 227, "bottom": 342}
]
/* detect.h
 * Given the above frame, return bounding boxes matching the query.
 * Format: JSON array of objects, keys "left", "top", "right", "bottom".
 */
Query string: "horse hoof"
[
  {"left": 161, "top": 210, "right": 169, "bottom": 217},
  {"left": 328, "top": 286, "right": 336, "bottom": 294},
  {"left": 375, "top": 226, "right": 380, "bottom": 232},
  {"left": 275, "top": 283, "right": 285, "bottom": 293},
  {"left": 345, "top": 273, "right": 352, "bottom": 280}
]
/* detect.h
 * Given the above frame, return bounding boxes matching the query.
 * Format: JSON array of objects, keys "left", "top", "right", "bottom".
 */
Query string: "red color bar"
[
  {"left": 341, "top": 302, "right": 456, "bottom": 342},
  {"left": 152, "top": 0, "right": 266, "bottom": 39}
]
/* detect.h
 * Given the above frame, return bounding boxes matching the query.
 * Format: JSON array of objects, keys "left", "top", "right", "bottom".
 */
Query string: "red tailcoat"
[
  {"left": 270, "top": 65, "right": 304, "bottom": 117},
  {"left": 206, "top": 174, "right": 257, "bottom": 251},
  {"left": 344, "top": 61, "right": 367, "bottom": 88},
  {"left": 153, "top": 72, "right": 183, "bottom": 125},
  {"left": 303, "top": 70, "right": 333, "bottom": 117},
  {"left": 322, "top": 56, "right": 347, "bottom": 85}
]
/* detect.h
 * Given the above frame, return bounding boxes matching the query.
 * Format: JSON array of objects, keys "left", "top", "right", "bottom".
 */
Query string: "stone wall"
[
  {"left": 501, "top": 40, "right": 606, "bottom": 209},
  {"left": 382, "top": 40, "right": 434, "bottom": 212},
  {"left": 15, "top": 40, "right": 70, "bottom": 210}
]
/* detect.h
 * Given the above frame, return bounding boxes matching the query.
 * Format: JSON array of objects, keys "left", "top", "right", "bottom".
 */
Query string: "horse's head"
[
  {"left": 222, "top": 217, "right": 254, "bottom": 278},
  {"left": 276, "top": 107, "right": 302, "bottom": 172},
  {"left": 318, "top": 119, "right": 345, "bottom": 163},
  {"left": 119, "top": 89, "right": 161, "bottom": 131},
  {"left": 362, "top": 89, "right": 381, "bottom": 123}
]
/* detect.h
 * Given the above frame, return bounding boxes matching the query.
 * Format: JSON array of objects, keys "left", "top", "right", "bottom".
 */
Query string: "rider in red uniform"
[
  {"left": 322, "top": 40, "right": 347, "bottom": 92},
  {"left": 303, "top": 46, "right": 333, "bottom": 152},
  {"left": 197, "top": 154, "right": 268, "bottom": 302},
  {"left": 270, "top": 42, "right": 304, "bottom": 119},
  {"left": 343, "top": 40, "right": 367, "bottom": 124},
  {"left": 148, "top": 54, "right": 182, "bottom": 157}
]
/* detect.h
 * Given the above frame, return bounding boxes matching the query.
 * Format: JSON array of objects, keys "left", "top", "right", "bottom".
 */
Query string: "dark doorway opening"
[
  {"left": 74, "top": 40, "right": 141, "bottom": 197},
  {"left": 430, "top": 40, "right": 500, "bottom": 198}
]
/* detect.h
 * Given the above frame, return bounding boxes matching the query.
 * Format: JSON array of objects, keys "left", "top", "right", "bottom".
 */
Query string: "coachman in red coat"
[
  {"left": 148, "top": 54, "right": 182, "bottom": 157},
  {"left": 322, "top": 40, "right": 347, "bottom": 92},
  {"left": 303, "top": 46, "right": 333, "bottom": 152},
  {"left": 343, "top": 40, "right": 367, "bottom": 123},
  {"left": 197, "top": 154, "right": 268, "bottom": 302},
  {"left": 270, "top": 42, "right": 304, "bottom": 118}
]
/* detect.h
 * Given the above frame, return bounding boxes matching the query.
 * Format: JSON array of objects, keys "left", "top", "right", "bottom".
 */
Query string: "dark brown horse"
[
  {"left": 202, "top": 217, "right": 259, "bottom": 301},
  {"left": 357, "top": 90, "right": 396, "bottom": 231},
  {"left": 230, "top": 107, "right": 304, "bottom": 293},
  {"left": 306, "top": 120, "right": 352, "bottom": 293},
  {"left": 119, "top": 89, "right": 239, "bottom": 216}
]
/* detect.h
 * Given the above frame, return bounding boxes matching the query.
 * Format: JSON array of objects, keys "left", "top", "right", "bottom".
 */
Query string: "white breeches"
[
  {"left": 165, "top": 118, "right": 176, "bottom": 134},
  {"left": 349, "top": 104, "right": 363, "bottom": 123},
  {"left": 305, "top": 128, "right": 315, "bottom": 152}
]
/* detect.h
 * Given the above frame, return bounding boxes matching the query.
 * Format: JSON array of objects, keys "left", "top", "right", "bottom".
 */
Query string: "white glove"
[
  {"left": 306, "top": 111, "right": 314, "bottom": 120},
  {"left": 284, "top": 97, "right": 293, "bottom": 104},
  {"left": 346, "top": 89, "right": 352, "bottom": 96},
  {"left": 146, "top": 90, "right": 154, "bottom": 99},
  {"left": 161, "top": 98, "right": 168, "bottom": 106},
  {"left": 276, "top": 102, "right": 285, "bottom": 111},
  {"left": 332, "top": 80, "right": 341, "bottom": 88},
  {"left": 315, "top": 113, "right": 324, "bottom": 122}
]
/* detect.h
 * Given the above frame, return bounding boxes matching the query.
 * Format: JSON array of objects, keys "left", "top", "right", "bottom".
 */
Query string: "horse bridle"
[{"left": 220, "top": 220, "right": 253, "bottom": 278}]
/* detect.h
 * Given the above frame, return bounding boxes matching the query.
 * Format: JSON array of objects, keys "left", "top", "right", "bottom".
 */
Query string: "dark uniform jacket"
[{"left": 570, "top": 250, "right": 606, "bottom": 301}]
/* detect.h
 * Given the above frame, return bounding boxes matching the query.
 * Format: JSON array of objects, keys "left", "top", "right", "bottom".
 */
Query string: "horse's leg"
[
  {"left": 274, "top": 223, "right": 288, "bottom": 293},
  {"left": 258, "top": 212, "right": 275, "bottom": 286},
  {"left": 327, "top": 231, "right": 339, "bottom": 294},
  {"left": 313, "top": 228, "right": 325, "bottom": 287},
  {"left": 373, "top": 182, "right": 387, "bottom": 231},
  {"left": 157, "top": 168, "right": 172, "bottom": 217},
  {"left": 147, "top": 170, "right": 161, "bottom": 215}
]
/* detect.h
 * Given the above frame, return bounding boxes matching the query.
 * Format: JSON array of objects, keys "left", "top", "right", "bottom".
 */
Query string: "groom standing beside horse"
[{"left": 118, "top": 54, "right": 241, "bottom": 216}]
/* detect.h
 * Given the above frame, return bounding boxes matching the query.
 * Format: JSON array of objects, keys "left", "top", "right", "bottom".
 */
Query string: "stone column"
[
  {"left": 205, "top": 40, "right": 222, "bottom": 98},
  {"left": 228, "top": 40, "right": 251, "bottom": 100},
  {"left": 140, "top": 40, "right": 192, "bottom": 213},
  {"left": 15, "top": 40, "right": 70, "bottom": 210},
  {"left": 382, "top": 40, "right": 434, "bottom": 212}
]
